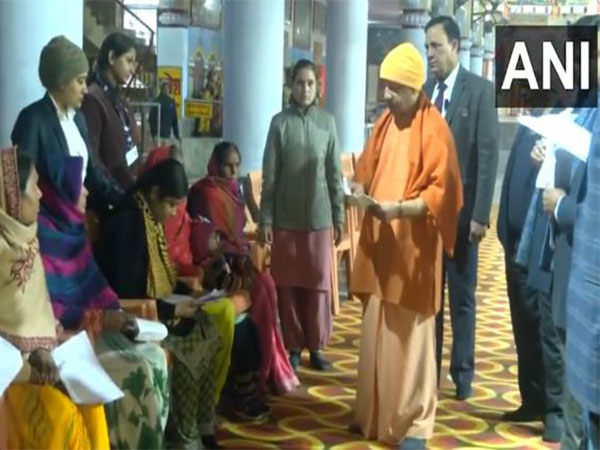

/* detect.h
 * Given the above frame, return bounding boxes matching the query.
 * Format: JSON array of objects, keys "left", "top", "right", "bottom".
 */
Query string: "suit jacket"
[
  {"left": 565, "top": 125, "right": 600, "bottom": 414},
  {"left": 149, "top": 93, "right": 180, "bottom": 140},
  {"left": 551, "top": 149, "right": 586, "bottom": 328},
  {"left": 11, "top": 93, "right": 122, "bottom": 213},
  {"left": 424, "top": 66, "right": 499, "bottom": 258},
  {"left": 497, "top": 125, "right": 540, "bottom": 254}
]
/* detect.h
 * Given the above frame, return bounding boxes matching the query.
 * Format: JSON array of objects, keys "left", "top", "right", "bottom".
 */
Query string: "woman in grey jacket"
[{"left": 259, "top": 59, "right": 344, "bottom": 372}]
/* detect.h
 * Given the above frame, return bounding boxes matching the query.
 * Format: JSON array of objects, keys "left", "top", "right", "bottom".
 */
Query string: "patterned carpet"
[{"left": 217, "top": 221, "right": 558, "bottom": 449}]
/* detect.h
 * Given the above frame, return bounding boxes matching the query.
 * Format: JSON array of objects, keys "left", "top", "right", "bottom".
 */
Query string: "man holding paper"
[{"left": 349, "top": 43, "right": 463, "bottom": 448}]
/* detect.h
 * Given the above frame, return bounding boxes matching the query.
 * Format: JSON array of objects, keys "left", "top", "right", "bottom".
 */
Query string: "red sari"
[{"left": 189, "top": 156, "right": 299, "bottom": 395}]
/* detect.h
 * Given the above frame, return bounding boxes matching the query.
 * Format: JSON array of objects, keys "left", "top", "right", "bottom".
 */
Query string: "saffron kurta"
[{"left": 351, "top": 96, "right": 463, "bottom": 444}]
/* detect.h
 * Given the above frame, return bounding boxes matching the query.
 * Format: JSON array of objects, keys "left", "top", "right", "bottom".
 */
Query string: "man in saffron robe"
[{"left": 350, "top": 43, "right": 463, "bottom": 449}]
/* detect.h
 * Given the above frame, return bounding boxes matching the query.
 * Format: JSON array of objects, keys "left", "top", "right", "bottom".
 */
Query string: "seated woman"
[
  {"left": 0, "top": 147, "right": 109, "bottom": 449},
  {"left": 191, "top": 219, "right": 273, "bottom": 420},
  {"left": 94, "top": 159, "right": 225, "bottom": 448},
  {"left": 36, "top": 155, "right": 169, "bottom": 450},
  {"left": 189, "top": 141, "right": 299, "bottom": 394},
  {"left": 140, "top": 145, "right": 197, "bottom": 277}
]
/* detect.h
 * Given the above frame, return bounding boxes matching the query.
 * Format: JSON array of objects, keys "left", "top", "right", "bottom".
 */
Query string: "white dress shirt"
[
  {"left": 49, "top": 94, "right": 88, "bottom": 180},
  {"left": 431, "top": 63, "right": 460, "bottom": 118}
]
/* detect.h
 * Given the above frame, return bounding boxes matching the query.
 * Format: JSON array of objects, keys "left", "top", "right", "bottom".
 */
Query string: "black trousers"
[
  {"left": 505, "top": 249, "right": 545, "bottom": 410},
  {"left": 436, "top": 240, "right": 478, "bottom": 392}
]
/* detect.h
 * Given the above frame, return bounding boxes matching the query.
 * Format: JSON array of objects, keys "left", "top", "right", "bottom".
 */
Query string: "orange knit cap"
[{"left": 379, "top": 43, "right": 425, "bottom": 91}]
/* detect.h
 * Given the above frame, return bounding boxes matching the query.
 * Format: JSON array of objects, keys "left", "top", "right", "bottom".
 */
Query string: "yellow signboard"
[
  {"left": 157, "top": 66, "right": 182, "bottom": 116},
  {"left": 185, "top": 100, "right": 214, "bottom": 119}
]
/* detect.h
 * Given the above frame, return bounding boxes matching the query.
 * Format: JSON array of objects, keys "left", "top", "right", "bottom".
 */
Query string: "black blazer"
[
  {"left": 551, "top": 149, "right": 586, "bottom": 328},
  {"left": 497, "top": 125, "right": 540, "bottom": 254},
  {"left": 424, "top": 66, "right": 499, "bottom": 253},
  {"left": 11, "top": 93, "right": 122, "bottom": 213}
]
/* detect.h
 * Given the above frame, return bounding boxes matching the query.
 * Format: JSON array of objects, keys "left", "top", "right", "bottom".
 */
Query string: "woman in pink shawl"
[{"left": 188, "top": 141, "right": 299, "bottom": 394}]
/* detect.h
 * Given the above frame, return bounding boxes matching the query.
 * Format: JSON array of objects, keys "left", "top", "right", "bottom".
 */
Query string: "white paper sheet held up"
[
  {"left": 518, "top": 114, "right": 591, "bottom": 161},
  {"left": 0, "top": 336, "right": 23, "bottom": 396},
  {"left": 52, "top": 331, "right": 124, "bottom": 405},
  {"left": 535, "top": 139, "right": 557, "bottom": 189},
  {"left": 135, "top": 319, "right": 168, "bottom": 342},
  {"left": 162, "top": 289, "right": 226, "bottom": 306},
  {"left": 193, "top": 289, "right": 226, "bottom": 304},
  {"left": 347, "top": 194, "right": 377, "bottom": 210}
]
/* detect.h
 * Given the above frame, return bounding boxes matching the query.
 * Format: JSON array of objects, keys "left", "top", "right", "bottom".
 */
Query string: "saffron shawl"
[
  {"left": 0, "top": 147, "right": 57, "bottom": 352},
  {"left": 37, "top": 156, "right": 119, "bottom": 329},
  {"left": 351, "top": 95, "right": 463, "bottom": 316}
]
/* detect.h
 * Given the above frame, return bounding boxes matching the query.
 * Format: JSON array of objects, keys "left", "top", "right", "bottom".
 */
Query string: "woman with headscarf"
[
  {"left": 82, "top": 32, "right": 140, "bottom": 191},
  {"left": 36, "top": 153, "right": 169, "bottom": 450},
  {"left": 140, "top": 147, "right": 276, "bottom": 422},
  {"left": 189, "top": 141, "right": 299, "bottom": 395},
  {"left": 94, "top": 159, "right": 226, "bottom": 449},
  {"left": 0, "top": 147, "right": 109, "bottom": 449},
  {"left": 11, "top": 35, "right": 123, "bottom": 218},
  {"left": 140, "top": 145, "right": 197, "bottom": 277}
]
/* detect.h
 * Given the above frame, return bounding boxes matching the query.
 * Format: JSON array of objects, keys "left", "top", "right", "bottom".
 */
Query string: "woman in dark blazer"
[{"left": 11, "top": 35, "right": 122, "bottom": 216}]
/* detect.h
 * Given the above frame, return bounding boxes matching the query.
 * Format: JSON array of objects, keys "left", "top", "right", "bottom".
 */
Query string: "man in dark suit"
[
  {"left": 149, "top": 80, "right": 180, "bottom": 145},
  {"left": 424, "top": 16, "right": 499, "bottom": 400},
  {"left": 538, "top": 105, "right": 597, "bottom": 445},
  {"left": 497, "top": 120, "right": 546, "bottom": 422}
]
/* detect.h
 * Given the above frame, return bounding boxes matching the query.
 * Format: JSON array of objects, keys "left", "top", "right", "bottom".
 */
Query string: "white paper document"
[
  {"left": 0, "top": 336, "right": 23, "bottom": 396},
  {"left": 347, "top": 194, "right": 378, "bottom": 210},
  {"left": 342, "top": 177, "right": 352, "bottom": 196},
  {"left": 518, "top": 114, "right": 591, "bottom": 162},
  {"left": 52, "top": 331, "right": 124, "bottom": 405},
  {"left": 535, "top": 143, "right": 557, "bottom": 189},
  {"left": 194, "top": 289, "right": 226, "bottom": 304},
  {"left": 135, "top": 319, "right": 168, "bottom": 342},
  {"left": 162, "top": 289, "right": 226, "bottom": 306}
]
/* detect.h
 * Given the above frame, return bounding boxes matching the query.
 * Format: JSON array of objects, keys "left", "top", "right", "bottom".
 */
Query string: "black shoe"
[
  {"left": 455, "top": 385, "right": 472, "bottom": 401},
  {"left": 542, "top": 413, "right": 564, "bottom": 443},
  {"left": 309, "top": 350, "right": 332, "bottom": 371},
  {"left": 398, "top": 437, "right": 426, "bottom": 449},
  {"left": 348, "top": 423, "right": 362, "bottom": 435},
  {"left": 235, "top": 397, "right": 272, "bottom": 422},
  {"left": 502, "top": 405, "right": 543, "bottom": 422},
  {"left": 201, "top": 435, "right": 223, "bottom": 449},
  {"left": 289, "top": 350, "right": 301, "bottom": 372}
]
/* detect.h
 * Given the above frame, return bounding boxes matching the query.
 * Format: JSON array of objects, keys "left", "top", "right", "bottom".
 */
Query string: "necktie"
[{"left": 434, "top": 82, "right": 446, "bottom": 112}]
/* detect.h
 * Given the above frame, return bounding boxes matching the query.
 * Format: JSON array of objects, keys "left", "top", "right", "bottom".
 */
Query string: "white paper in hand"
[
  {"left": 135, "top": 319, "right": 168, "bottom": 342},
  {"left": 161, "top": 293, "right": 195, "bottom": 305},
  {"left": 0, "top": 336, "right": 23, "bottom": 396},
  {"left": 347, "top": 194, "right": 377, "bottom": 210},
  {"left": 52, "top": 331, "right": 124, "bottom": 405},
  {"left": 518, "top": 114, "right": 591, "bottom": 162},
  {"left": 193, "top": 289, "right": 226, "bottom": 305}
]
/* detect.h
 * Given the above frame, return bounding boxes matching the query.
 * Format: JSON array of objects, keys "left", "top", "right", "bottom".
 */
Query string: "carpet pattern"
[{"left": 217, "top": 222, "right": 557, "bottom": 449}]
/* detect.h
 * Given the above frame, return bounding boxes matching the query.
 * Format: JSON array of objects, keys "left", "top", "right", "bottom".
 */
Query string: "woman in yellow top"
[{"left": 0, "top": 147, "right": 109, "bottom": 449}]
